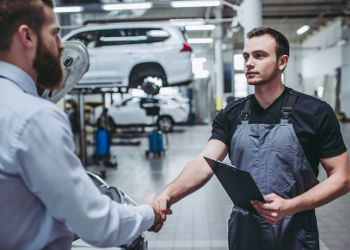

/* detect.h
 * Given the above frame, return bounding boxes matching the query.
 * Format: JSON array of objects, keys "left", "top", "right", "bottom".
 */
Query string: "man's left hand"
[{"left": 251, "top": 193, "right": 292, "bottom": 225}]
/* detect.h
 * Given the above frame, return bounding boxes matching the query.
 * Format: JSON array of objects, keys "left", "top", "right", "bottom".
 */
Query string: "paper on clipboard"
[{"left": 204, "top": 156, "right": 265, "bottom": 213}]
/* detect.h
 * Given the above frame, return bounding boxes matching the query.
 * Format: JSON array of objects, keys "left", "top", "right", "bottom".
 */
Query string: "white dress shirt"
[{"left": 0, "top": 62, "right": 154, "bottom": 250}]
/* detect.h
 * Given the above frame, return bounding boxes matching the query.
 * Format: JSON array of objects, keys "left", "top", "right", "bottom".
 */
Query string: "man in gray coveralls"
[{"left": 152, "top": 27, "right": 350, "bottom": 250}]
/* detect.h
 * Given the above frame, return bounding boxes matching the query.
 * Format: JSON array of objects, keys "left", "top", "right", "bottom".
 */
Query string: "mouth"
[{"left": 246, "top": 72, "right": 258, "bottom": 78}]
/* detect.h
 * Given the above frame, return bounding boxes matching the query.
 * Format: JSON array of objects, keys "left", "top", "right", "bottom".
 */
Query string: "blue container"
[
  {"left": 148, "top": 130, "right": 163, "bottom": 153},
  {"left": 96, "top": 129, "right": 110, "bottom": 157}
]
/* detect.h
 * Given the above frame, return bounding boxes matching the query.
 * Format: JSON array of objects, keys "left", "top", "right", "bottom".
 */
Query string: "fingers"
[
  {"left": 148, "top": 221, "right": 164, "bottom": 232},
  {"left": 251, "top": 193, "right": 288, "bottom": 225},
  {"left": 158, "top": 198, "right": 169, "bottom": 220},
  {"left": 145, "top": 193, "right": 162, "bottom": 226},
  {"left": 146, "top": 192, "right": 174, "bottom": 233}
]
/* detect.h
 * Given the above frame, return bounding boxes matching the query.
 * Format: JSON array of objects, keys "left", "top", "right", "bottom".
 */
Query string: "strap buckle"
[
  {"left": 241, "top": 111, "right": 249, "bottom": 121},
  {"left": 281, "top": 106, "right": 293, "bottom": 120}
]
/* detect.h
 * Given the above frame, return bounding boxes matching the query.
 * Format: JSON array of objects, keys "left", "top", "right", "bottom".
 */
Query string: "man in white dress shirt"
[{"left": 0, "top": 0, "right": 162, "bottom": 249}]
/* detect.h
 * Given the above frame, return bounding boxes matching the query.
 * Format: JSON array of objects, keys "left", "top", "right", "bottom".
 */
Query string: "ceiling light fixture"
[
  {"left": 296, "top": 25, "right": 310, "bottom": 35},
  {"left": 54, "top": 6, "right": 84, "bottom": 13},
  {"left": 102, "top": 2, "right": 153, "bottom": 11},
  {"left": 171, "top": 1, "right": 221, "bottom": 8},
  {"left": 188, "top": 38, "right": 214, "bottom": 44},
  {"left": 170, "top": 19, "right": 205, "bottom": 26},
  {"left": 185, "top": 25, "right": 216, "bottom": 31},
  {"left": 336, "top": 40, "right": 347, "bottom": 47}
]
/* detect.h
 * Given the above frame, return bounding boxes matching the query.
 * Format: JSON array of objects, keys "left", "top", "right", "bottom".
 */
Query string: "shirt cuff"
[{"left": 135, "top": 204, "right": 155, "bottom": 230}]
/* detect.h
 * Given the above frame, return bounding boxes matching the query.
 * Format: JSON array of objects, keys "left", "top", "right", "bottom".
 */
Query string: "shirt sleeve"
[
  {"left": 13, "top": 107, "right": 154, "bottom": 247},
  {"left": 317, "top": 102, "right": 347, "bottom": 158},
  {"left": 210, "top": 110, "right": 231, "bottom": 147}
]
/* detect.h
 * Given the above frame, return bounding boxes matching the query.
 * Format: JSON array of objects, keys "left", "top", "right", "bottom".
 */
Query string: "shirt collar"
[{"left": 0, "top": 61, "right": 39, "bottom": 97}]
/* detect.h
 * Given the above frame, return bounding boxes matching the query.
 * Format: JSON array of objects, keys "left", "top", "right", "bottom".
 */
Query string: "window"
[
  {"left": 233, "top": 53, "right": 247, "bottom": 98},
  {"left": 96, "top": 28, "right": 169, "bottom": 46},
  {"left": 123, "top": 97, "right": 140, "bottom": 107},
  {"left": 68, "top": 31, "right": 98, "bottom": 47}
]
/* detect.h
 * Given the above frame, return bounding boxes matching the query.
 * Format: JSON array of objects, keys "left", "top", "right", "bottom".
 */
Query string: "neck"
[
  {"left": 254, "top": 78, "right": 285, "bottom": 109},
  {"left": 0, "top": 49, "right": 37, "bottom": 82}
]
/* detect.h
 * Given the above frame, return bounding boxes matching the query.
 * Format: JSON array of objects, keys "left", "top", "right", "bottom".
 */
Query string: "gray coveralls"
[{"left": 228, "top": 91, "right": 320, "bottom": 250}]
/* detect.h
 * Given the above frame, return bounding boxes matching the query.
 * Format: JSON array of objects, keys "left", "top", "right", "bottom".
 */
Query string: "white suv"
[
  {"left": 90, "top": 96, "right": 188, "bottom": 132},
  {"left": 62, "top": 22, "right": 194, "bottom": 89}
]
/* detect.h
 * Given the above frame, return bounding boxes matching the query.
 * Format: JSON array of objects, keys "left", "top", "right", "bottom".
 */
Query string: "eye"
[
  {"left": 254, "top": 52, "right": 266, "bottom": 59},
  {"left": 243, "top": 55, "right": 249, "bottom": 62}
]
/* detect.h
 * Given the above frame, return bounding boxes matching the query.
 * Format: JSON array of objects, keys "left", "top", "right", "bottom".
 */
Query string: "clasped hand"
[
  {"left": 146, "top": 193, "right": 172, "bottom": 232},
  {"left": 250, "top": 193, "right": 292, "bottom": 225}
]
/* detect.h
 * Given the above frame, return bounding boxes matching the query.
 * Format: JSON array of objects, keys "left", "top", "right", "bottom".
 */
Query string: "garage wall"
[
  {"left": 341, "top": 41, "right": 350, "bottom": 117},
  {"left": 287, "top": 18, "right": 346, "bottom": 111},
  {"left": 301, "top": 18, "right": 342, "bottom": 100}
]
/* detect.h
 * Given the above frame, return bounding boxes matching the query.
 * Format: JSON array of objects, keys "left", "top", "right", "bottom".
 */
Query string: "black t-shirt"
[{"left": 210, "top": 87, "right": 347, "bottom": 175}]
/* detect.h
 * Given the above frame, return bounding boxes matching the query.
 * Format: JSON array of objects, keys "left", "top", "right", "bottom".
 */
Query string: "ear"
[
  {"left": 17, "top": 25, "right": 37, "bottom": 49},
  {"left": 278, "top": 55, "right": 288, "bottom": 71}
]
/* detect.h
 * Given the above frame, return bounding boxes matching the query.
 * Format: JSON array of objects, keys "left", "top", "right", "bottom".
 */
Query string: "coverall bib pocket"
[{"left": 265, "top": 146, "right": 296, "bottom": 196}]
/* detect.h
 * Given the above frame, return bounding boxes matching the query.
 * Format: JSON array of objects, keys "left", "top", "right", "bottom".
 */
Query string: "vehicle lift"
[
  {"left": 141, "top": 81, "right": 167, "bottom": 158},
  {"left": 71, "top": 86, "right": 128, "bottom": 179}
]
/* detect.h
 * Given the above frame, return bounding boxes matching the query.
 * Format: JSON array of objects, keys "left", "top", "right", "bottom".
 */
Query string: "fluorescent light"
[
  {"left": 170, "top": 18, "right": 205, "bottom": 26},
  {"left": 185, "top": 25, "right": 215, "bottom": 31},
  {"left": 188, "top": 38, "right": 213, "bottom": 44},
  {"left": 171, "top": 1, "right": 220, "bottom": 8},
  {"left": 102, "top": 2, "right": 153, "bottom": 11},
  {"left": 296, "top": 25, "right": 310, "bottom": 35},
  {"left": 336, "top": 40, "right": 347, "bottom": 47},
  {"left": 100, "top": 36, "right": 147, "bottom": 42},
  {"left": 54, "top": 6, "right": 83, "bottom": 13}
]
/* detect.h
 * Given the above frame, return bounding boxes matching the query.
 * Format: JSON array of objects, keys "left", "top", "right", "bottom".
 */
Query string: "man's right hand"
[
  {"left": 146, "top": 192, "right": 173, "bottom": 232},
  {"left": 145, "top": 194, "right": 163, "bottom": 232},
  {"left": 156, "top": 192, "right": 173, "bottom": 221}
]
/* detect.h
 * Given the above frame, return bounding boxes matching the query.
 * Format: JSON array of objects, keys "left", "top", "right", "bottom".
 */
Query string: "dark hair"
[
  {"left": 247, "top": 27, "right": 289, "bottom": 58},
  {"left": 0, "top": 0, "right": 54, "bottom": 51}
]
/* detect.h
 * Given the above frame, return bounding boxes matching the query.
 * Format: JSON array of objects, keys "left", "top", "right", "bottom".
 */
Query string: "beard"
[{"left": 33, "top": 38, "right": 64, "bottom": 90}]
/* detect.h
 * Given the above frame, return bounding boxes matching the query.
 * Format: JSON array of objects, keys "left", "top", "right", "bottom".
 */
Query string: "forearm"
[
  {"left": 162, "top": 155, "right": 214, "bottom": 205},
  {"left": 288, "top": 173, "right": 349, "bottom": 214},
  {"left": 161, "top": 139, "right": 228, "bottom": 205},
  {"left": 287, "top": 153, "right": 350, "bottom": 215}
]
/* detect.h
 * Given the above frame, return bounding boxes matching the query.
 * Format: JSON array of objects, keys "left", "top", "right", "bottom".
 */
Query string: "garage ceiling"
[{"left": 56, "top": 0, "right": 350, "bottom": 47}]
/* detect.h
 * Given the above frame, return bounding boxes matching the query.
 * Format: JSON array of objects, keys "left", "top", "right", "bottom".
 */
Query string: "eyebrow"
[{"left": 243, "top": 49, "right": 268, "bottom": 55}]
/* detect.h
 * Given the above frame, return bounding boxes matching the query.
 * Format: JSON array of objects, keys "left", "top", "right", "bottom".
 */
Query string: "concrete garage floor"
[{"left": 76, "top": 122, "right": 350, "bottom": 250}]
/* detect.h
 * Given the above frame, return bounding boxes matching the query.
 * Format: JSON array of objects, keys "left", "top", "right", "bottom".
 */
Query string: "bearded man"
[{"left": 0, "top": 1, "right": 162, "bottom": 249}]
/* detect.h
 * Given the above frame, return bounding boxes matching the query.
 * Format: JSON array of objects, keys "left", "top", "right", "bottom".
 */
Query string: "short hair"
[
  {"left": 247, "top": 27, "right": 290, "bottom": 58},
  {"left": 0, "top": 0, "right": 55, "bottom": 51}
]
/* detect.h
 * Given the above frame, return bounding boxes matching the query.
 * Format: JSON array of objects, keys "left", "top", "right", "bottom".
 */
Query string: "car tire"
[
  {"left": 157, "top": 116, "right": 173, "bottom": 132},
  {"left": 129, "top": 68, "right": 167, "bottom": 88}
]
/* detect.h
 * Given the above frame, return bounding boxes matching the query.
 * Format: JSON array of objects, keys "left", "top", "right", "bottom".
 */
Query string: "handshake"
[{"left": 145, "top": 192, "right": 172, "bottom": 232}]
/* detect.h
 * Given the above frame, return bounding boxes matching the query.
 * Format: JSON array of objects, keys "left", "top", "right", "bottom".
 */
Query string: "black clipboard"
[{"left": 204, "top": 156, "right": 265, "bottom": 213}]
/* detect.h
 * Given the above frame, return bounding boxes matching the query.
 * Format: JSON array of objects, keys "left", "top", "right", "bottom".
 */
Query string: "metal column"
[
  {"left": 240, "top": 0, "right": 262, "bottom": 43},
  {"left": 214, "top": 5, "right": 224, "bottom": 111},
  {"left": 239, "top": 0, "right": 262, "bottom": 94}
]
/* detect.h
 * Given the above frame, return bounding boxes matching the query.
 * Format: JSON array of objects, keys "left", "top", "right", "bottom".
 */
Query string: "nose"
[
  {"left": 245, "top": 57, "right": 254, "bottom": 70},
  {"left": 58, "top": 37, "right": 65, "bottom": 54}
]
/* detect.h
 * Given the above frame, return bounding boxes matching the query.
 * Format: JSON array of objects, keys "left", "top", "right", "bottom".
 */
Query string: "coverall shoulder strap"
[
  {"left": 281, "top": 89, "right": 299, "bottom": 120},
  {"left": 240, "top": 94, "right": 253, "bottom": 121}
]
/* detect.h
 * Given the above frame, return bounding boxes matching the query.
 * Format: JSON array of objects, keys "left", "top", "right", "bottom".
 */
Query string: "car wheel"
[
  {"left": 129, "top": 67, "right": 167, "bottom": 88},
  {"left": 157, "top": 116, "right": 173, "bottom": 132}
]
